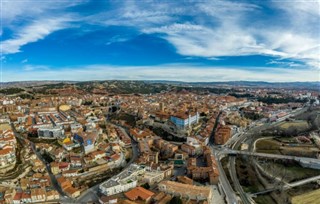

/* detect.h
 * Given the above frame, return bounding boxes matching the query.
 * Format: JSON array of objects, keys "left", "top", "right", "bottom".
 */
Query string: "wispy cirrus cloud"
[
  {"left": 2, "top": 17, "right": 75, "bottom": 54},
  {"left": 90, "top": 0, "right": 319, "bottom": 69},
  {"left": 1, "top": 0, "right": 319, "bottom": 83},
  {"left": 23, "top": 65, "right": 50, "bottom": 71},
  {"left": 1, "top": 1, "right": 86, "bottom": 54},
  {"left": 4, "top": 63, "right": 319, "bottom": 82}
]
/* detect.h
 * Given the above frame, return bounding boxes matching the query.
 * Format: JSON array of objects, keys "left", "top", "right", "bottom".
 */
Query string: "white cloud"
[
  {"left": 2, "top": 1, "right": 85, "bottom": 24},
  {"left": 23, "top": 65, "right": 49, "bottom": 71},
  {"left": 1, "top": 1, "right": 85, "bottom": 54},
  {"left": 21, "top": 59, "right": 28, "bottom": 64},
  {"left": 99, "top": 1, "right": 319, "bottom": 69},
  {"left": 143, "top": 23, "right": 204, "bottom": 34},
  {"left": 1, "top": 0, "right": 319, "bottom": 71},
  {"left": 267, "top": 60, "right": 302, "bottom": 68},
  {"left": 1, "top": 17, "right": 74, "bottom": 54},
  {"left": 3, "top": 64, "right": 319, "bottom": 82}
]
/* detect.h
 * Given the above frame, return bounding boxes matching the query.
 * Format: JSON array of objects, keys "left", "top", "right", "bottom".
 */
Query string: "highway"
[
  {"left": 208, "top": 112, "right": 238, "bottom": 204},
  {"left": 226, "top": 129, "right": 254, "bottom": 204},
  {"left": 223, "top": 118, "right": 286, "bottom": 204},
  {"left": 229, "top": 155, "right": 254, "bottom": 204},
  {"left": 217, "top": 106, "right": 309, "bottom": 204},
  {"left": 253, "top": 174, "right": 320, "bottom": 195},
  {"left": 210, "top": 146, "right": 238, "bottom": 204},
  {"left": 224, "top": 149, "right": 320, "bottom": 167}
]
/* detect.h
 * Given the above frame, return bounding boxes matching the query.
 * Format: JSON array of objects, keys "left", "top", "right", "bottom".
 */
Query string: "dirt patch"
[
  {"left": 279, "top": 121, "right": 309, "bottom": 130},
  {"left": 0, "top": 123, "right": 11, "bottom": 131},
  {"left": 259, "top": 161, "right": 320, "bottom": 183},
  {"left": 256, "top": 139, "right": 319, "bottom": 158},
  {"left": 291, "top": 186, "right": 320, "bottom": 204}
]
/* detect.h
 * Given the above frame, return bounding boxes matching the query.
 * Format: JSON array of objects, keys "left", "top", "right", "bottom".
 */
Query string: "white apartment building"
[
  {"left": 99, "top": 164, "right": 145, "bottom": 196},
  {"left": 38, "top": 126, "right": 65, "bottom": 139}
]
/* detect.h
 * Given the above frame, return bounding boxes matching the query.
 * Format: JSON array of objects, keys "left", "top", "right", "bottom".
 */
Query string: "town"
[{"left": 0, "top": 81, "right": 319, "bottom": 204}]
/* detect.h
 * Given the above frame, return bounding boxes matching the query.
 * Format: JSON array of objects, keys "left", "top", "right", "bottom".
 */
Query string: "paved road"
[
  {"left": 208, "top": 112, "right": 239, "bottom": 204},
  {"left": 217, "top": 107, "right": 308, "bottom": 204},
  {"left": 210, "top": 146, "right": 238, "bottom": 204},
  {"left": 224, "top": 149, "right": 320, "bottom": 165},
  {"left": 253, "top": 174, "right": 320, "bottom": 195},
  {"left": 225, "top": 129, "right": 254, "bottom": 204},
  {"left": 229, "top": 155, "right": 254, "bottom": 204}
]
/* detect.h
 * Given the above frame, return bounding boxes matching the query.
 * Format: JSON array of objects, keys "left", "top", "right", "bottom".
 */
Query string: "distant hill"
[
  {"left": 0, "top": 80, "right": 77, "bottom": 88},
  {"left": 144, "top": 80, "right": 320, "bottom": 90},
  {"left": 1, "top": 80, "right": 319, "bottom": 91}
]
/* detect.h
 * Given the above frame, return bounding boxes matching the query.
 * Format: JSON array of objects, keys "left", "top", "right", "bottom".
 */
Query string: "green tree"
[
  {"left": 168, "top": 196, "right": 182, "bottom": 204},
  {"left": 141, "top": 183, "right": 150, "bottom": 189}
]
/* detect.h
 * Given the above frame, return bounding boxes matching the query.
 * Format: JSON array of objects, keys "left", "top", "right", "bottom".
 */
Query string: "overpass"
[
  {"left": 252, "top": 174, "right": 320, "bottom": 195},
  {"left": 224, "top": 149, "right": 320, "bottom": 169}
]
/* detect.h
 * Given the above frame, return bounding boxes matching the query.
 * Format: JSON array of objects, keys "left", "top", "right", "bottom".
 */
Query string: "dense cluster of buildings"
[
  {"left": 0, "top": 83, "right": 316, "bottom": 203},
  {"left": 0, "top": 129, "right": 17, "bottom": 170},
  {"left": 187, "top": 147, "right": 219, "bottom": 184},
  {"left": 158, "top": 180, "right": 212, "bottom": 202}
]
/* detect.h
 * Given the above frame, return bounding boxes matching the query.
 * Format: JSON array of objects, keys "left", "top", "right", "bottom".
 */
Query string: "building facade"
[
  {"left": 170, "top": 112, "right": 199, "bottom": 129},
  {"left": 99, "top": 164, "right": 145, "bottom": 196}
]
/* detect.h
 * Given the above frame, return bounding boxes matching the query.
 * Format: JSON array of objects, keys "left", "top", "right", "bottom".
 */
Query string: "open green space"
[
  {"left": 279, "top": 121, "right": 309, "bottom": 130},
  {"left": 256, "top": 138, "right": 318, "bottom": 157},
  {"left": 291, "top": 188, "right": 320, "bottom": 204},
  {"left": 270, "top": 163, "right": 320, "bottom": 182},
  {"left": 256, "top": 139, "right": 282, "bottom": 154}
]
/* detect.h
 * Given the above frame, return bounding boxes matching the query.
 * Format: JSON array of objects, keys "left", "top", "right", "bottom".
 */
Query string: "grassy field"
[
  {"left": 256, "top": 139, "right": 282, "bottom": 154},
  {"left": 279, "top": 121, "right": 309, "bottom": 130},
  {"left": 0, "top": 123, "right": 11, "bottom": 131},
  {"left": 256, "top": 138, "right": 318, "bottom": 157},
  {"left": 255, "top": 195, "right": 276, "bottom": 204},
  {"left": 261, "top": 162, "right": 320, "bottom": 182},
  {"left": 291, "top": 188, "right": 320, "bottom": 204}
]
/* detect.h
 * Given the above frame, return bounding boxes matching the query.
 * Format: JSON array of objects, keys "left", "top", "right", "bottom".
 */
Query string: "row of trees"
[
  {"left": 256, "top": 97, "right": 308, "bottom": 104},
  {"left": 0, "top": 87, "right": 24, "bottom": 95}
]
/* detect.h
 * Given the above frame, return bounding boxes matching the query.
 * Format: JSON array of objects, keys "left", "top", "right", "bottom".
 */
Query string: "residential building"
[
  {"left": 158, "top": 181, "right": 212, "bottom": 202},
  {"left": 170, "top": 111, "right": 199, "bottom": 129},
  {"left": 99, "top": 164, "right": 145, "bottom": 196},
  {"left": 214, "top": 125, "right": 231, "bottom": 145},
  {"left": 31, "top": 188, "right": 46, "bottom": 203},
  {"left": 38, "top": 126, "right": 65, "bottom": 139},
  {"left": 124, "top": 187, "right": 154, "bottom": 203}
]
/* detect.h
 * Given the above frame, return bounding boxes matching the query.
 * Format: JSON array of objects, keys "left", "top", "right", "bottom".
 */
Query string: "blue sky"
[{"left": 1, "top": 0, "right": 319, "bottom": 82}]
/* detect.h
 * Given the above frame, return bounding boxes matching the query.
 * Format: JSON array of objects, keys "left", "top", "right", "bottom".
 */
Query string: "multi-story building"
[
  {"left": 187, "top": 147, "right": 219, "bottom": 184},
  {"left": 143, "top": 164, "right": 173, "bottom": 185},
  {"left": 170, "top": 112, "right": 199, "bottom": 129},
  {"left": 214, "top": 125, "right": 231, "bottom": 145},
  {"left": 30, "top": 188, "right": 46, "bottom": 203},
  {"left": 124, "top": 187, "right": 155, "bottom": 204},
  {"left": 0, "top": 129, "right": 17, "bottom": 168},
  {"left": 73, "top": 132, "right": 98, "bottom": 154},
  {"left": 181, "top": 144, "right": 196, "bottom": 156},
  {"left": 37, "top": 126, "right": 65, "bottom": 139},
  {"left": 99, "top": 164, "right": 145, "bottom": 196},
  {"left": 158, "top": 181, "right": 212, "bottom": 202},
  {"left": 0, "top": 147, "right": 16, "bottom": 167}
]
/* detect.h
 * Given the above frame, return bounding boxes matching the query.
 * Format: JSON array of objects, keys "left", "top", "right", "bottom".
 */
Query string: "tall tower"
[{"left": 159, "top": 102, "right": 165, "bottom": 112}]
